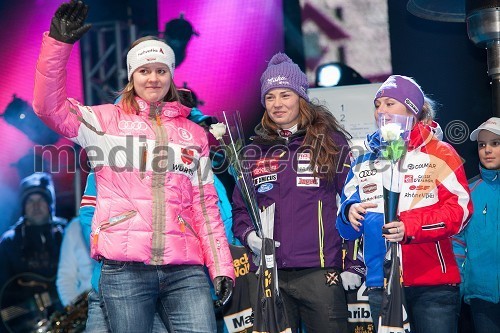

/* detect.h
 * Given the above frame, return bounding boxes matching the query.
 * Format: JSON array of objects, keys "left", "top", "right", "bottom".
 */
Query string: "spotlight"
[
  {"left": 315, "top": 62, "right": 370, "bottom": 87},
  {"left": 2, "top": 95, "right": 60, "bottom": 145}
]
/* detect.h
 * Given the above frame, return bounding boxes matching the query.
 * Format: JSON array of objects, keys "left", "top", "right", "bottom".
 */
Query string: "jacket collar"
[
  {"left": 479, "top": 165, "right": 500, "bottom": 184},
  {"left": 407, "top": 121, "right": 435, "bottom": 151},
  {"left": 252, "top": 123, "right": 306, "bottom": 145}
]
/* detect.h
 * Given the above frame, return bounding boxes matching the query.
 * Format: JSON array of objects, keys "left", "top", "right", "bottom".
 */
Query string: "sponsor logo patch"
[
  {"left": 181, "top": 148, "right": 194, "bottom": 165},
  {"left": 407, "top": 163, "right": 436, "bottom": 170},
  {"left": 409, "top": 185, "right": 430, "bottom": 191},
  {"left": 177, "top": 128, "right": 193, "bottom": 141},
  {"left": 404, "top": 192, "right": 435, "bottom": 199},
  {"left": 137, "top": 100, "right": 147, "bottom": 111},
  {"left": 325, "top": 271, "right": 341, "bottom": 286},
  {"left": 118, "top": 120, "right": 147, "bottom": 131},
  {"left": 404, "top": 175, "right": 413, "bottom": 183},
  {"left": 362, "top": 183, "right": 377, "bottom": 194},
  {"left": 296, "top": 177, "right": 320, "bottom": 187},
  {"left": 296, "top": 163, "right": 314, "bottom": 175},
  {"left": 405, "top": 98, "right": 419, "bottom": 114},
  {"left": 253, "top": 174, "right": 277, "bottom": 186},
  {"left": 266, "top": 75, "right": 289, "bottom": 86},
  {"left": 136, "top": 46, "right": 165, "bottom": 58},
  {"left": 359, "top": 169, "right": 377, "bottom": 178},
  {"left": 252, "top": 158, "right": 279, "bottom": 176},
  {"left": 297, "top": 152, "right": 311, "bottom": 161},
  {"left": 257, "top": 183, "right": 274, "bottom": 193},
  {"left": 172, "top": 164, "right": 194, "bottom": 176},
  {"left": 361, "top": 194, "right": 383, "bottom": 203}
]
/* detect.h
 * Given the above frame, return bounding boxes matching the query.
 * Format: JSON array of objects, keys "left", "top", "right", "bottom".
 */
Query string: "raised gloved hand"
[
  {"left": 246, "top": 231, "right": 280, "bottom": 256},
  {"left": 213, "top": 276, "right": 234, "bottom": 308},
  {"left": 340, "top": 271, "right": 363, "bottom": 291},
  {"left": 49, "top": 0, "right": 92, "bottom": 44}
]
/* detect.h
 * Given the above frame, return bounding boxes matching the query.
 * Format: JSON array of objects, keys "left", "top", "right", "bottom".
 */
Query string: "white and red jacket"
[
  {"left": 33, "top": 33, "right": 234, "bottom": 281},
  {"left": 337, "top": 122, "right": 472, "bottom": 287}
]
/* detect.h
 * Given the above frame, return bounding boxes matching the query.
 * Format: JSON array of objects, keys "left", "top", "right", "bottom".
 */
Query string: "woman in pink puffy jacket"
[{"left": 32, "top": 1, "right": 234, "bottom": 332}]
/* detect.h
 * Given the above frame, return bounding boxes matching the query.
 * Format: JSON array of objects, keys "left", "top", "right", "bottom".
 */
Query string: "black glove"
[
  {"left": 49, "top": 0, "right": 92, "bottom": 44},
  {"left": 213, "top": 276, "right": 233, "bottom": 308}
]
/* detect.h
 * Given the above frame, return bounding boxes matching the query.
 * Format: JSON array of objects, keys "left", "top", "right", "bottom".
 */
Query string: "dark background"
[{"left": 388, "top": 0, "right": 492, "bottom": 177}]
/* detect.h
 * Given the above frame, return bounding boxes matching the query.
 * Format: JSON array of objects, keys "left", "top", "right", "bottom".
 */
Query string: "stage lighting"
[
  {"left": 315, "top": 62, "right": 370, "bottom": 87},
  {"left": 2, "top": 95, "right": 59, "bottom": 145},
  {"left": 164, "top": 14, "right": 198, "bottom": 67}
]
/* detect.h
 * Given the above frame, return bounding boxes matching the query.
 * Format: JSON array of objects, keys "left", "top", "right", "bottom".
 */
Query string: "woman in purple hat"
[
  {"left": 336, "top": 75, "right": 472, "bottom": 333},
  {"left": 232, "top": 52, "right": 358, "bottom": 332}
]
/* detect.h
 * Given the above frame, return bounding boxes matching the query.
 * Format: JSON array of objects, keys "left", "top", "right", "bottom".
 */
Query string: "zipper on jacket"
[
  {"left": 177, "top": 215, "right": 198, "bottom": 238},
  {"left": 483, "top": 204, "right": 488, "bottom": 224},
  {"left": 422, "top": 222, "right": 445, "bottom": 230},
  {"left": 91, "top": 210, "right": 137, "bottom": 248},
  {"left": 318, "top": 200, "right": 325, "bottom": 267},
  {"left": 435, "top": 241, "right": 446, "bottom": 273}
]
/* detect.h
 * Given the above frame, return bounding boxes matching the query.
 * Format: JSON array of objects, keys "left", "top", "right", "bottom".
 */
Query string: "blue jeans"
[
  {"left": 368, "top": 285, "right": 460, "bottom": 333},
  {"left": 367, "top": 287, "right": 383, "bottom": 328},
  {"left": 470, "top": 298, "right": 500, "bottom": 333},
  {"left": 86, "top": 289, "right": 168, "bottom": 332},
  {"left": 99, "top": 262, "right": 216, "bottom": 333}
]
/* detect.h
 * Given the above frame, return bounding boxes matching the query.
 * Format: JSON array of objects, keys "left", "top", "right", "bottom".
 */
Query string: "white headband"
[{"left": 126, "top": 40, "right": 175, "bottom": 81}]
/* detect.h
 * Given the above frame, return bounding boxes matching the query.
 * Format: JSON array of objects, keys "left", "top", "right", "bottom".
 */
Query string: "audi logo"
[
  {"left": 118, "top": 120, "right": 148, "bottom": 131},
  {"left": 358, "top": 169, "right": 377, "bottom": 178}
]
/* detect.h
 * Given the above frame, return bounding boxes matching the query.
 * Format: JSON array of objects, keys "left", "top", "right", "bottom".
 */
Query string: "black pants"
[{"left": 249, "top": 268, "right": 348, "bottom": 333}]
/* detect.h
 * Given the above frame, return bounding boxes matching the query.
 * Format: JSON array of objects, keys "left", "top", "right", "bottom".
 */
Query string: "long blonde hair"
[{"left": 119, "top": 36, "right": 180, "bottom": 114}]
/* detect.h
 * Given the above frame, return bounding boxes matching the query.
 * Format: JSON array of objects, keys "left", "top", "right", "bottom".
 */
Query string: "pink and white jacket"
[{"left": 32, "top": 33, "right": 234, "bottom": 281}]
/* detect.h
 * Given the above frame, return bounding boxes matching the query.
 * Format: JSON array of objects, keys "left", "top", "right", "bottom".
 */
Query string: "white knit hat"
[{"left": 126, "top": 39, "right": 175, "bottom": 81}]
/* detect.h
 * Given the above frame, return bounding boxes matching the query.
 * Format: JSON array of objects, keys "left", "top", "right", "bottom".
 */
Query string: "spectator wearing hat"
[
  {"left": 232, "top": 52, "right": 355, "bottom": 332},
  {"left": 336, "top": 75, "right": 472, "bottom": 333},
  {"left": 0, "top": 172, "right": 66, "bottom": 332},
  {"left": 453, "top": 117, "right": 500, "bottom": 333}
]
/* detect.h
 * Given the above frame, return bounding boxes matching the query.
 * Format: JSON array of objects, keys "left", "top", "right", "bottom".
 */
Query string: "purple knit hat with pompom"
[{"left": 260, "top": 53, "right": 309, "bottom": 106}]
